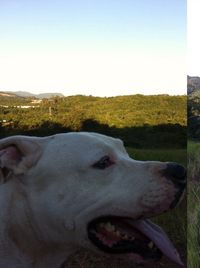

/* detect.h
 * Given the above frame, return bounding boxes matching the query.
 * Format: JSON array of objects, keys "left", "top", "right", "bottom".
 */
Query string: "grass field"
[
  {"left": 188, "top": 141, "right": 200, "bottom": 181},
  {"left": 188, "top": 141, "right": 200, "bottom": 268},
  {"left": 65, "top": 147, "right": 187, "bottom": 268}
]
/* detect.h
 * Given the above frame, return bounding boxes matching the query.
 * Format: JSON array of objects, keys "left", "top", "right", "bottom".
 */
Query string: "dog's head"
[{"left": 0, "top": 132, "right": 186, "bottom": 265}]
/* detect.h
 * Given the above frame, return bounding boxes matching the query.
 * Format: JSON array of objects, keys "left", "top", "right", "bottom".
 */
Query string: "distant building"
[{"left": 31, "top": 99, "right": 42, "bottom": 104}]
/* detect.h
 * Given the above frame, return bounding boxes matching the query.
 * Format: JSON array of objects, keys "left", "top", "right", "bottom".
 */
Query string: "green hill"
[{"left": 0, "top": 94, "right": 186, "bottom": 148}]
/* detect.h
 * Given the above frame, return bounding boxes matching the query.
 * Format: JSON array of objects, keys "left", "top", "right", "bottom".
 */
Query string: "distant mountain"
[
  {"left": 0, "top": 92, "right": 18, "bottom": 98},
  {"left": 188, "top": 76, "right": 200, "bottom": 94},
  {"left": 2, "top": 91, "right": 64, "bottom": 99},
  {"left": 37, "top": 93, "right": 64, "bottom": 99},
  {"left": 12, "top": 91, "right": 35, "bottom": 97}
]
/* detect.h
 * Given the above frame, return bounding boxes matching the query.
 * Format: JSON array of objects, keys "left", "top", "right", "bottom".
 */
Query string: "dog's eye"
[{"left": 92, "top": 156, "right": 114, "bottom": 169}]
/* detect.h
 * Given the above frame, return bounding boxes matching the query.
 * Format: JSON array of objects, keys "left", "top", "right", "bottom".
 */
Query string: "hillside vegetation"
[
  {"left": 0, "top": 94, "right": 186, "bottom": 148},
  {"left": 188, "top": 91, "right": 200, "bottom": 139},
  {"left": 188, "top": 76, "right": 200, "bottom": 139},
  {"left": 188, "top": 75, "right": 200, "bottom": 94}
]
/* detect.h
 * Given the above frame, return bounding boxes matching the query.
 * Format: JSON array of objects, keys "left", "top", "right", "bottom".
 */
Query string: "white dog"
[{"left": 0, "top": 132, "right": 186, "bottom": 268}]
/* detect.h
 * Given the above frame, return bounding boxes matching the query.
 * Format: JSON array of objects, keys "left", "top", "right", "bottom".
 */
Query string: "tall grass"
[
  {"left": 188, "top": 183, "right": 200, "bottom": 268},
  {"left": 188, "top": 141, "right": 200, "bottom": 181},
  {"left": 188, "top": 141, "right": 200, "bottom": 268}
]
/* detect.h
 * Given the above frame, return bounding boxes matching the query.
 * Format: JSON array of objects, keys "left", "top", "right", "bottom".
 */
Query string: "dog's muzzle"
[{"left": 163, "top": 162, "right": 186, "bottom": 209}]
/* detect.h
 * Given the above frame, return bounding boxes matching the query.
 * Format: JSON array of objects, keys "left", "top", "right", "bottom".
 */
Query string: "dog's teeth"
[
  {"left": 104, "top": 222, "right": 115, "bottom": 232},
  {"left": 148, "top": 241, "right": 154, "bottom": 249},
  {"left": 122, "top": 234, "right": 128, "bottom": 240},
  {"left": 115, "top": 230, "right": 120, "bottom": 237},
  {"left": 109, "top": 223, "right": 115, "bottom": 231}
]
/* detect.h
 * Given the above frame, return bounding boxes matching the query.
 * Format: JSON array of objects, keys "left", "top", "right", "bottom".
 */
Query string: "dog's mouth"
[{"left": 87, "top": 216, "right": 183, "bottom": 265}]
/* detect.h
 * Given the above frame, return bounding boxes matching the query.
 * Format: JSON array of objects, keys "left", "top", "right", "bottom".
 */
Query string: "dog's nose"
[
  {"left": 164, "top": 163, "right": 186, "bottom": 186},
  {"left": 164, "top": 163, "right": 186, "bottom": 209}
]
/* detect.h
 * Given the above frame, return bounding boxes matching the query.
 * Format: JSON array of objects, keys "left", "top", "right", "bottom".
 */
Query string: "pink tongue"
[{"left": 128, "top": 219, "right": 184, "bottom": 266}]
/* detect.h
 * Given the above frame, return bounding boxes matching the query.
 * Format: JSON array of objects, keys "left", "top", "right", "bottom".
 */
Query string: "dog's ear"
[{"left": 0, "top": 136, "right": 44, "bottom": 183}]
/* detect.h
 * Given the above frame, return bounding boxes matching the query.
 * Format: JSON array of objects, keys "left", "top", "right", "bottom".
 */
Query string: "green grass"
[
  {"left": 188, "top": 140, "right": 200, "bottom": 268},
  {"left": 188, "top": 141, "right": 200, "bottom": 181},
  {"left": 188, "top": 182, "right": 200, "bottom": 268},
  {"left": 126, "top": 147, "right": 187, "bottom": 166}
]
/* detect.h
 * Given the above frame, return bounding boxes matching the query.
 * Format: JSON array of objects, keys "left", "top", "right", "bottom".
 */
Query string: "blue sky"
[{"left": 0, "top": 0, "right": 186, "bottom": 96}]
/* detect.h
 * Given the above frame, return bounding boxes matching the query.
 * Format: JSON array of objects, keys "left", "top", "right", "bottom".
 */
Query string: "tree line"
[{"left": 0, "top": 94, "right": 186, "bottom": 148}]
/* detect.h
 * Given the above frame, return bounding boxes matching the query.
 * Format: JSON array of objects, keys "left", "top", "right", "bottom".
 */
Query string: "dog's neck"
[{"left": 0, "top": 182, "right": 75, "bottom": 268}]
